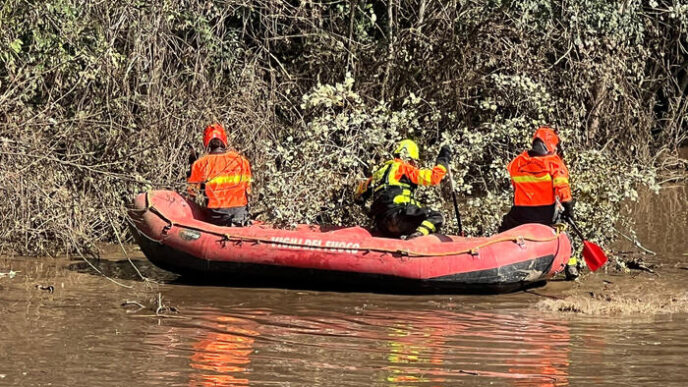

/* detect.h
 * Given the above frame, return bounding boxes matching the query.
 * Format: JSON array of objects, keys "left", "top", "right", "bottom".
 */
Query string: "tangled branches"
[{"left": 0, "top": 1, "right": 685, "bottom": 254}]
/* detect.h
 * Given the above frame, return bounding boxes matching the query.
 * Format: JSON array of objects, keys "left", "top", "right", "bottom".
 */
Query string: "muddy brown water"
[{"left": 1, "top": 186, "right": 687, "bottom": 386}]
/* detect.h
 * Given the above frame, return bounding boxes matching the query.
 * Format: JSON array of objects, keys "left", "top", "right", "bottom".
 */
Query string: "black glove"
[
  {"left": 188, "top": 143, "right": 198, "bottom": 165},
  {"left": 436, "top": 145, "right": 452, "bottom": 168},
  {"left": 561, "top": 200, "right": 575, "bottom": 221}
]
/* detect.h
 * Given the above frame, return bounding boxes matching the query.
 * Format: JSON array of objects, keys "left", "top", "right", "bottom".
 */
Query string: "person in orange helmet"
[
  {"left": 499, "top": 126, "right": 578, "bottom": 279},
  {"left": 187, "top": 123, "right": 252, "bottom": 227}
]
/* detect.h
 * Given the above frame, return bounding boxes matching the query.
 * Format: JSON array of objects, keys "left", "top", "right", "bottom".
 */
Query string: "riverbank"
[
  {"left": 535, "top": 184, "right": 688, "bottom": 316},
  {"left": 2, "top": 184, "right": 686, "bottom": 315}
]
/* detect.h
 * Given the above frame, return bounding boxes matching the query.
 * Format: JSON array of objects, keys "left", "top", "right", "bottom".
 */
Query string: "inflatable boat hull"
[{"left": 129, "top": 191, "right": 572, "bottom": 292}]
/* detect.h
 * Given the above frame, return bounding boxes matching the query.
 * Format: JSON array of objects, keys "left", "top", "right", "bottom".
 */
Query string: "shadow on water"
[
  {"left": 171, "top": 273, "right": 549, "bottom": 295},
  {"left": 67, "top": 258, "right": 177, "bottom": 282},
  {"left": 65, "top": 257, "right": 547, "bottom": 295}
]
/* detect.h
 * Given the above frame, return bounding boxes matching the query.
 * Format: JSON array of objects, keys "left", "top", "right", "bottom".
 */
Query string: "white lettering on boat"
[{"left": 269, "top": 237, "right": 360, "bottom": 254}]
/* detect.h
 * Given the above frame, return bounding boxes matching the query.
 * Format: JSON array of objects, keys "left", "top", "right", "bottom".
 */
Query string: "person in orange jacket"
[
  {"left": 354, "top": 140, "right": 451, "bottom": 239},
  {"left": 188, "top": 123, "right": 252, "bottom": 227},
  {"left": 499, "top": 126, "right": 579, "bottom": 279}
]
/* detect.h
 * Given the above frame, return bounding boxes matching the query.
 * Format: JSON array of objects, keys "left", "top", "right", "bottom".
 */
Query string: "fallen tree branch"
[
  {"left": 613, "top": 227, "right": 657, "bottom": 255},
  {"left": 76, "top": 247, "right": 133, "bottom": 289}
]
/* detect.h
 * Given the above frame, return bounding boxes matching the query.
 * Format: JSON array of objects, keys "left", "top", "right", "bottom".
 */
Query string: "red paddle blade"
[{"left": 582, "top": 241, "right": 608, "bottom": 272}]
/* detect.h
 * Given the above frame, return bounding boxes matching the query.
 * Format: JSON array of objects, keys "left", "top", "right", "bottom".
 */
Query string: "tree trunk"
[
  {"left": 346, "top": 0, "right": 358, "bottom": 73},
  {"left": 381, "top": 0, "right": 395, "bottom": 101},
  {"left": 417, "top": 0, "right": 427, "bottom": 34},
  {"left": 588, "top": 75, "right": 608, "bottom": 146}
]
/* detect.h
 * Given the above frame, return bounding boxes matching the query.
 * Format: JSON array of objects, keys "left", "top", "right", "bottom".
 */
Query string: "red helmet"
[
  {"left": 532, "top": 126, "right": 559, "bottom": 154},
  {"left": 203, "top": 123, "right": 228, "bottom": 148}
]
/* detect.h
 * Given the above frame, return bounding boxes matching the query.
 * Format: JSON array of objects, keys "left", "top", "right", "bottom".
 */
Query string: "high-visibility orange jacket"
[
  {"left": 507, "top": 151, "right": 572, "bottom": 206},
  {"left": 355, "top": 158, "right": 447, "bottom": 215},
  {"left": 188, "top": 151, "right": 252, "bottom": 208}
]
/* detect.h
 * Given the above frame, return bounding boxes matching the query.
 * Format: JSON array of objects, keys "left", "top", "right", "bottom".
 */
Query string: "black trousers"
[
  {"left": 205, "top": 206, "right": 250, "bottom": 227},
  {"left": 498, "top": 204, "right": 556, "bottom": 232},
  {"left": 375, "top": 205, "right": 444, "bottom": 238}
]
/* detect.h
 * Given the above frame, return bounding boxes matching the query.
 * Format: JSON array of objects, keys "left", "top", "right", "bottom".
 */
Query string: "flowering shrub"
[
  {"left": 257, "top": 75, "right": 660, "bottom": 248},
  {"left": 257, "top": 75, "right": 437, "bottom": 227}
]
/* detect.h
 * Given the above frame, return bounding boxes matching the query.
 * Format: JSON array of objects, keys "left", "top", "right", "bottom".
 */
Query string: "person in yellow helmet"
[{"left": 354, "top": 140, "right": 451, "bottom": 239}]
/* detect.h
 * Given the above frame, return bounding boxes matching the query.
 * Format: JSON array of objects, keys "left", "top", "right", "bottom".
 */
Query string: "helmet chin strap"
[
  {"left": 396, "top": 147, "right": 417, "bottom": 162},
  {"left": 394, "top": 152, "right": 414, "bottom": 164}
]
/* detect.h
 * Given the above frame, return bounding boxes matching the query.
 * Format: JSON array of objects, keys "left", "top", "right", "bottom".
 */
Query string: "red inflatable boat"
[{"left": 129, "top": 190, "right": 572, "bottom": 292}]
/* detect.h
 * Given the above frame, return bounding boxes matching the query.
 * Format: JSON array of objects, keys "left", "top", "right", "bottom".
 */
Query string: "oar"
[
  {"left": 565, "top": 218, "right": 608, "bottom": 272},
  {"left": 446, "top": 165, "right": 464, "bottom": 237}
]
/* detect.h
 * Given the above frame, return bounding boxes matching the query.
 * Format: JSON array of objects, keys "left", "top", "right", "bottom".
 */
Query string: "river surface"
[{"left": 1, "top": 186, "right": 687, "bottom": 386}]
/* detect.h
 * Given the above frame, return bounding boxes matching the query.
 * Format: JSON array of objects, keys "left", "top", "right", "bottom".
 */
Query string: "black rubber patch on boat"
[
  {"left": 428, "top": 255, "right": 555, "bottom": 284},
  {"left": 179, "top": 229, "right": 201, "bottom": 241}
]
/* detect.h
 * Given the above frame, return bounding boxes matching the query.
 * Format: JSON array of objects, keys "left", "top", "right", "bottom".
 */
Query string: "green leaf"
[{"left": 10, "top": 39, "right": 22, "bottom": 53}]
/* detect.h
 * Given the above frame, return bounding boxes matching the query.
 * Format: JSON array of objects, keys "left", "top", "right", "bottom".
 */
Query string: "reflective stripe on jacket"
[
  {"left": 507, "top": 151, "right": 572, "bottom": 206},
  {"left": 188, "top": 151, "right": 252, "bottom": 208}
]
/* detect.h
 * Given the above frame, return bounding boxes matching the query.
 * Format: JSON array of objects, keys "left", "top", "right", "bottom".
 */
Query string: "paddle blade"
[{"left": 582, "top": 241, "right": 608, "bottom": 272}]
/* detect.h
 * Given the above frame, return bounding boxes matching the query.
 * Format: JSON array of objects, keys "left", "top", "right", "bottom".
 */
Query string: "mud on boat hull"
[{"left": 129, "top": 191, "right": 572, "bottom": 293}]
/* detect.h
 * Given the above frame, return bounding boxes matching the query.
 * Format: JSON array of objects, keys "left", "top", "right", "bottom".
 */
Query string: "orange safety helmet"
[
  {"left": 532, "top": 126, "right": 559, "bottom": 154},
  {"left": 203, "top": 123, "right": 228, "bottom": 148}
]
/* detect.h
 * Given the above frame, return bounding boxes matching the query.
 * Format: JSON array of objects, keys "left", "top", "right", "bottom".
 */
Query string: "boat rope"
[{"left": 142, "top": 191, "right": 564, "bottom": 258}]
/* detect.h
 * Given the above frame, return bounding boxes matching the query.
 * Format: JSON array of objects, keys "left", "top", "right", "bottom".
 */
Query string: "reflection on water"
[
  {"left": 383, "top": 320, "right": 448, "bottom": 385},
  {"left": 376, "top": 310, "right": 572, "bottom": 386},
  {"left": 188, "top": 315, "right": 259, "bottom": 386},
  {"left": 141, "top": 305, "right": 577, "bottom": 386},
  {"left": 5, "top": 274, "right": 686, "bottom": 386}
]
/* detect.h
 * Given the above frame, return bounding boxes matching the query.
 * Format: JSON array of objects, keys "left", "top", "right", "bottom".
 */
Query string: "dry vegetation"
[
  {"left": 1, "top": 1, "right": 687, "bottom": 255},
  {"left": 537, "top": 279, "right": 688, "bottom": 316}
]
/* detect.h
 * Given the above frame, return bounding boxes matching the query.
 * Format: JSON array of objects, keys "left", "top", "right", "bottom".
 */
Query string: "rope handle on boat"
[
  {"left": 143, "top": 192, "right": 563, "bottom": 258},
  {"left": 222, "top": 232, "right": 561, "bottom": 258}
]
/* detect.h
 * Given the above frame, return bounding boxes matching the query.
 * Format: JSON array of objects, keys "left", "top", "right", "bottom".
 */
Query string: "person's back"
[
  {"left": 354, "top": 140, "right": 451, "bottom": 239},
  {"left": 189, "top": 150, "right": 251, "bottom": 209},
  {"left": 499, "top": 126, "right": 578, "bottom": 280},
  {"left": 187, "top": 123, "right": 252, "bottom": 226},
  {"left": 502, "top": 150, "right": 570, "bottom": 227},
  {"left": 499, "top": 127, "right": 572, "bottom": 232}
]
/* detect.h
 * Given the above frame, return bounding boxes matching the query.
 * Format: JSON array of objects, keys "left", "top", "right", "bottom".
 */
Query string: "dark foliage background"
[{"left": 1, "top": 0, "right": 686, "bottom": 255}]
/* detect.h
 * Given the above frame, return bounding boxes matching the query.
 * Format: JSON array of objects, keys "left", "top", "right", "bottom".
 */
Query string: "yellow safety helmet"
[{"left": 393, "top": 139, "right": 420, "bottom": 161}]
